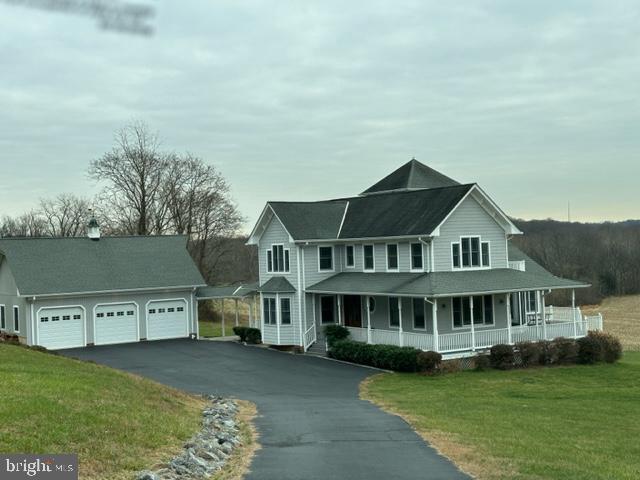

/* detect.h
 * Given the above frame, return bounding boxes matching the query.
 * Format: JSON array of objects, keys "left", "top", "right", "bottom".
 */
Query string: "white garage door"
[
  {"left": 147, "top": 300, "right": 189, "bottom": 340},
  {"left": 38, "top": 306, "right": 85, "bottom": 350},
  {"left": 94, "top": 303, "right": 138, "bottom": 345}
]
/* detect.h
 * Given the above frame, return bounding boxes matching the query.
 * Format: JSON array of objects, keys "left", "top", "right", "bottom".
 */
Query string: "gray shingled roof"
[
  {"left": 267, "top": 184, "right": 473, "bottom": 241},
  {"left": 361, "top": 159, "right": 460, "bottom": 195},
  {"left": 258, "top": 277, "right": 296, "bottom": 293},
  {"left": 0, "top": 235, "right": 206, "bottom": 296},
  {"left": 307, "top": 245, "right": 588, "bottom": 297}
]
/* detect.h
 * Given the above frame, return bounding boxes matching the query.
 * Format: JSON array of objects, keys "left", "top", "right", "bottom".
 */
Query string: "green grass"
[
  {"left": 364, "top": 352, "right": 640, "bottom": 480},
  {"left": 0, "top": 344, "right": 205, "bottom": 480}
]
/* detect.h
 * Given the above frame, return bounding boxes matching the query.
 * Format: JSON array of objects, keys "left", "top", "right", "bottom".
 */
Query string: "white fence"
[
  {"left": 346, "top": 312, "right": 604, "bottom": 354},
  {"left": 303, "top": 323, "right": 317, "bottom": 352}
]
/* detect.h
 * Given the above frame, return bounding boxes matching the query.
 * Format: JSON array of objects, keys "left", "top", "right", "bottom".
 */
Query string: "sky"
[{"left": 1, "top": 0, "right": 639, "bottom": 232}]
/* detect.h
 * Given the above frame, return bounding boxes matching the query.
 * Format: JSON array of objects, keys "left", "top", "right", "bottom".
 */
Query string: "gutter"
[{"left": 19, "top": 284, "right": 209, "bottom": 299}]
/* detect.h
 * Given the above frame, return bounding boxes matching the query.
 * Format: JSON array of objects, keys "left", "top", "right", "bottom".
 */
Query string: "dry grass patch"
[{"left": 583, "top": 295, "right": 640, "bottom": 351}]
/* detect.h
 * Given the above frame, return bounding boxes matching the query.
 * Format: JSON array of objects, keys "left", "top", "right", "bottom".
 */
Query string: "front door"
[{"left": 343, "top": 295, "right": 362, "bottom": 328}]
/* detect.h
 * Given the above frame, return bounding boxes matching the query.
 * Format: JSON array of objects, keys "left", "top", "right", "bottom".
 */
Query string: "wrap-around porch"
[{"left": 308, "top": 291, "right": 604, "bottom": 355}]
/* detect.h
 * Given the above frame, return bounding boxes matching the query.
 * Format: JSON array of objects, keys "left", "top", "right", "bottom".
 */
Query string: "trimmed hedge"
[
  {"left": 417, "top": 351, "right": 442, "bottom": 374},
  {"left": 324, "top": 324, "right": 350, "bottom": 347},
  {"left": 328, "top": 340, "right": 421, "bottom": 372},
  {"left": 577, "top": 331, "right": 622, "bottom": 364},
  {"left": 490, "top": 344, "right": 515, "bottom": 370},
  {"left": 233, "top": 326, "right": 262, "bottom": 344},
  {"left": 516, "top": 341, "right": 541, "bottom": 367}
]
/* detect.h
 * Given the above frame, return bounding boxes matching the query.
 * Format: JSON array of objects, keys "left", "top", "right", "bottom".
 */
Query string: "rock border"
[{"left": 137, "top": 396, "right": 242, "bottom": 480}]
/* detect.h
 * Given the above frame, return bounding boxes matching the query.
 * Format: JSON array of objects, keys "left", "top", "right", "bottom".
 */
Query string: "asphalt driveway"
[{"left": 65, "top": 339, "right": 468, "bottom": 480}]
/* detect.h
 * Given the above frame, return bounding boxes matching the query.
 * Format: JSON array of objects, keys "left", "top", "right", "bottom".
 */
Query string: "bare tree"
[
  {"left": 39, "top": 194, "right": 90, "bottom": 237},
  {"left": 88, "top": 121, "right": 168, "bottom": 235},
  {"left": 0, "top": 211, "right": 47, "bottom": 237}
]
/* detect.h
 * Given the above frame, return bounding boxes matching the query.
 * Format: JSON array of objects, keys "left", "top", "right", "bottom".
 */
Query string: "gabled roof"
[
  {"left": 269, "top": 201, "right": 347, "bottom": 240},
  {"left": 361, "top": 159, "right": 459, "bottom": 195},
  {"left": 0, "top": 235, "right": 206, "bottom": 296},
  {"left": 258, "top": 276, "right": 296, "bottom": 293}
]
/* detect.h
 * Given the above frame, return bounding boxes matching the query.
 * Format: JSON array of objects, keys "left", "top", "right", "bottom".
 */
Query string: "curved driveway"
[{"left": 65, "top": 340, "right": 468, "bottom": 480}]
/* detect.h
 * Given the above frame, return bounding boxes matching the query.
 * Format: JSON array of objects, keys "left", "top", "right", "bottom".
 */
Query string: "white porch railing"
[
  {"left": 345, "top": 313, "right": 603, "bottom": 354},
  {"left": 303, "top": 323, "right": 317, "bottom": 352}
]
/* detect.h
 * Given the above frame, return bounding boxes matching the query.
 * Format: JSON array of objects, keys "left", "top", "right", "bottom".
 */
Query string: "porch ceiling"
[{"left": 306, "top": 269, "right": 589, "bottom": 298}]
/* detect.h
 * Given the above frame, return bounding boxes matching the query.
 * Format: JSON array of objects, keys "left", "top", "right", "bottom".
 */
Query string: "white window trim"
[
  {"left": 0, "top": 304, "right": 5, "bottom": 330},
  {"left": 451, "top": 295, "right": 496, "bottom": 330},
  {"left": 345, "top": 245, "right": 356, "bottom": 268},
  {"left": 385, "top": 243, "right": 400, "bottom": 272},
  {"left": 263, "top": 296, "right": 277, "bottom": 326},
  {"left": 411, "top": 298, "right": 427, "bottom": 330},
  {"left": 409, "top": 242, "right": 424, "bottom": 273},
  {"left": 267, "top": 244, "right": 290, "bottom": 274},
  {"left": 388, "top": 297, "right": 400, "bottom": 329},
  {"left": 13, "top": 306, "right": 19, "bottom": 333},
  {"left": 317, "top": 245, "right": 335, "bottom": 273},
  {"left": 320, "top": 295, "right": 336, "bottom": 324},
  {"left": 451, "top": 236, "right": 491, "bottom": 271},
  {"left": 363, "top": 244, "right": 375, "bottom": 272},
  {"left": 279, "top": 296, "right": 292, "bottom": 325}
]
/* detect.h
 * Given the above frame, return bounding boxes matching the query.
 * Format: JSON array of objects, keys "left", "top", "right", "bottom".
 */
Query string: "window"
[
  {"left": 263, "top": 297, "right": 277, "bottom": 325},
  {"left": 0, "top": 305, "right": 5, "bottom": 330},
  {"left": 318, "top": 246, "right": 334, "bottom": 271},
  {"left": 527, "top": 291, "right": 537, "bottom": 312},
  {"left": 107, "top": 312, "right": 114, "bottom": 317},
  {"left": 452, "top": 296, "right": 494, "bottom": 328},
  {"left": 168, "top": 307, "right": 175, "bottom": 313},
  {"left": 62, "top": 315, "right": 71, "bottom": 321},
  {"left": 345, "top": 245, "right": 355, "bottom": 268},
  {"left": 73, "top": 314, "right": 81, "bottom": 320},
  {"left": 389, "top": 297, "right": 400, "bottom": 328},
  {"left": 148, "top": 309, "right": 156, "bottom": 314},
  {"left": 368, "top": 297, "right": 376, "bottom": 313},
  {"left": 117, "top": 311, "right": 124, "bottom": 316},
  {"left": 40, "top": 316, "right": 49, "bottom": 323},
  {"left": 158, "top": 308, "right": 166, "bottom": 313},
  {"left": 363, "top": 245, "right": 375, "bottom": 271},
  {"left": 52, "top": 316, "right": 60, "bottom": 322},
  {"left": 97, "top": 312, "right": 105, "bottom": 318},
  {"left": 410, "top": 243, "right": 423, "bottom": 271},
  {"left": 452, "top": 237, "right": 490, "bottom": 269},
  {"left": 320, "top": 296, "right": 335, "bottom": 324},
  {"left": 177, "top": 307, "right": 184, "bottom": 312},
  {"left": 412, "top": 298, "right": 426, "bottom": 329},
  {"left": 280, "top": 298, "right": 291, "bottom": 325},
  {"left": 127, "top": 311, "right": 134, "bottom": 316},
  {"left": 267, "top": 245, "right": 290, "bottom": 273},
  {"left": 13, "top": 307, "right": 19, "bottom": 331},
  {"left": 386, "top": 244, "right": 399, "bottom": 271}
]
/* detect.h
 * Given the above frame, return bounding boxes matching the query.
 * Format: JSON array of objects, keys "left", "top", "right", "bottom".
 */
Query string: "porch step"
[{"left": 306, "top": 339, "right": 328, "bottom": 356}]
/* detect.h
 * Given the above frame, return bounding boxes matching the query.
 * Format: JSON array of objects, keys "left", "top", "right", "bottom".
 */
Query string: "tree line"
[
  {"left": 513, "top": 219, "right": 640, "bottom": 305},
  {"left": 0, "top": 122, "right": 247, "bottom": 284}
]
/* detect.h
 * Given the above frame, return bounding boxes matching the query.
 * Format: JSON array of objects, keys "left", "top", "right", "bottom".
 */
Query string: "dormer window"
[
  {"left": 267, "top": 244, "right": 290, "bottom": 273},
  {"left": 452, "top": 236, "right": 490, "bottom": 269}
]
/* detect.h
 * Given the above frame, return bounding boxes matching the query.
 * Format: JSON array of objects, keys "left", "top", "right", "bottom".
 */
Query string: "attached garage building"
[{"left": 0, "top": 231, "right": 206, "bottom": 349}]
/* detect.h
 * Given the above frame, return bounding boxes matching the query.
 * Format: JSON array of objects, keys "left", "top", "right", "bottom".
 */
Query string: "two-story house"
[{"left": 246, "top": 159, "right": 603, "bottom": 355}]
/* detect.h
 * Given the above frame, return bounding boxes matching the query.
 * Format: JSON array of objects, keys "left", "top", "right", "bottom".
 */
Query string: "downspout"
[
  {"left": 30, "top": 297, "right": 36, "bottom": 346},
  {"left": 296, "top": 246, "right": 304, "bottom": 349}
]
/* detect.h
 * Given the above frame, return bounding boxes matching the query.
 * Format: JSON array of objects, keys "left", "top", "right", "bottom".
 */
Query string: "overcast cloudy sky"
[{"left": 1, "top": 0, "right": 639, "bottom": 231}]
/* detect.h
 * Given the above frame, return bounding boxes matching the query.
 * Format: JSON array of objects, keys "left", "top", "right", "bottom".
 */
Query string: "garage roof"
[{"left": 0, "top": 235, "right": 206, "bottom": 296}]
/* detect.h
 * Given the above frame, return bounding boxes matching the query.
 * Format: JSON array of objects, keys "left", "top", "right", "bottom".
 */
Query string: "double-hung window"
[
  {"left": 412, "top": 298, "right": 426, "bottom": 329},
  {"left": 363, "top": 245, "right": 375, "bottom": 271},
  {"left": 527, "top": 291, "right": 537, "bottom": 312},
  {"left": 280, "top": 298, "right": 291, "bottom": 325},
  {"left": 452, "top": 236, "right": 490, "bottom": 269},
  {"left": 267, "top": 245, "right": 290, "bottom": 273},
  {"left": 0, "top": 305, "right": 5, "bottom": 330},
  {"left": 13, "top": 306, "right": 19, "bottom": 332},
  {"left": 410, "top": 243, "right": 423, "bottom": 271},
  {"left": 345, "top": 245, "right": 355, "bottom": 268},
  {"left": 318, "top": 246, "right": 334, "bottom": 271},
  {"left": 389, "top": 297, "right": 400, "bottom": 328},
  {"left": 386, "top": 244, "right": 399, "bottom": 271},
  {"left": 452, "top": 296, "right": 494, "bottom": 328},
  {"left": 263, "top": 297, "right": 277, "bottom": 325}
]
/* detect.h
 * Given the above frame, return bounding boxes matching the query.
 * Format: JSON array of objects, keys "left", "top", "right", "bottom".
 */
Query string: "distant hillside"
[{"left": 512, "top": 219, "right": 640, "bottom": 304}]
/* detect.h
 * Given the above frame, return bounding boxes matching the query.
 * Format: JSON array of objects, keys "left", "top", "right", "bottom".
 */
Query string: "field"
[
  {"left": 199, "top": 298, "right": 252, "bottom": 337},
  {"left": 0, "top": 344, "right": 205, "bottom": 480},
  {"left": 364, "top": 352, "right": 640, "bottom": 480},
  {"left": 583, "top": 294, "right": 640, "bottom": 351}
]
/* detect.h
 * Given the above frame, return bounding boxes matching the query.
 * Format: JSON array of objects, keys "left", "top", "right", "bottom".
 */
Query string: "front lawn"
[
  {"left": 0, "top": 344, "right": 205, "bottom": 480},
  {"left": 364, "top": 352, "right": 640, "bottom": 480}
]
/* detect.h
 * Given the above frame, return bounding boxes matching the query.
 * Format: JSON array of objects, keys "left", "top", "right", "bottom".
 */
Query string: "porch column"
[
  {"left": 312, "top": 294, "right": 317, "bottom": 329},
  {"left": 572, "top": 289, "right": 578, "bottom": 338},
  {"left": 506, "top": 293, "right": 512, "bottom": 344},
  {"left": 248, "top": 298, "right": 253, "bottom": 328},
  {"left": 259, "top": 293, "right": 264, "bottom": 333},
  {"left": 431, "top": 299, "right": 439, "bottom": 352},
  {"left": 234, "top": 298, "right": 239, "bottom": 326},
  {"left": 337, "top": 295, "right": 343, "bottom": 326},
  {"left": 541, "top": 291, "right": 547, "bottom": 340},
  {"left": 366, "top": 296, "right": 372, "bottom": 344},
  {"left": 398, "top": 299, "right": 403, "bottom": 347},
  {"left": 276, "top": 293, "right": 281, "bottom": 344},
  {"left": 536, "top": 291, "right": 541, "bottom": 337},
  {"left": 469, "top": 296, "right": 476, "bottom": 351},
  {"left": 221, "top": 299, "right": 226, "bottom": 337}
]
